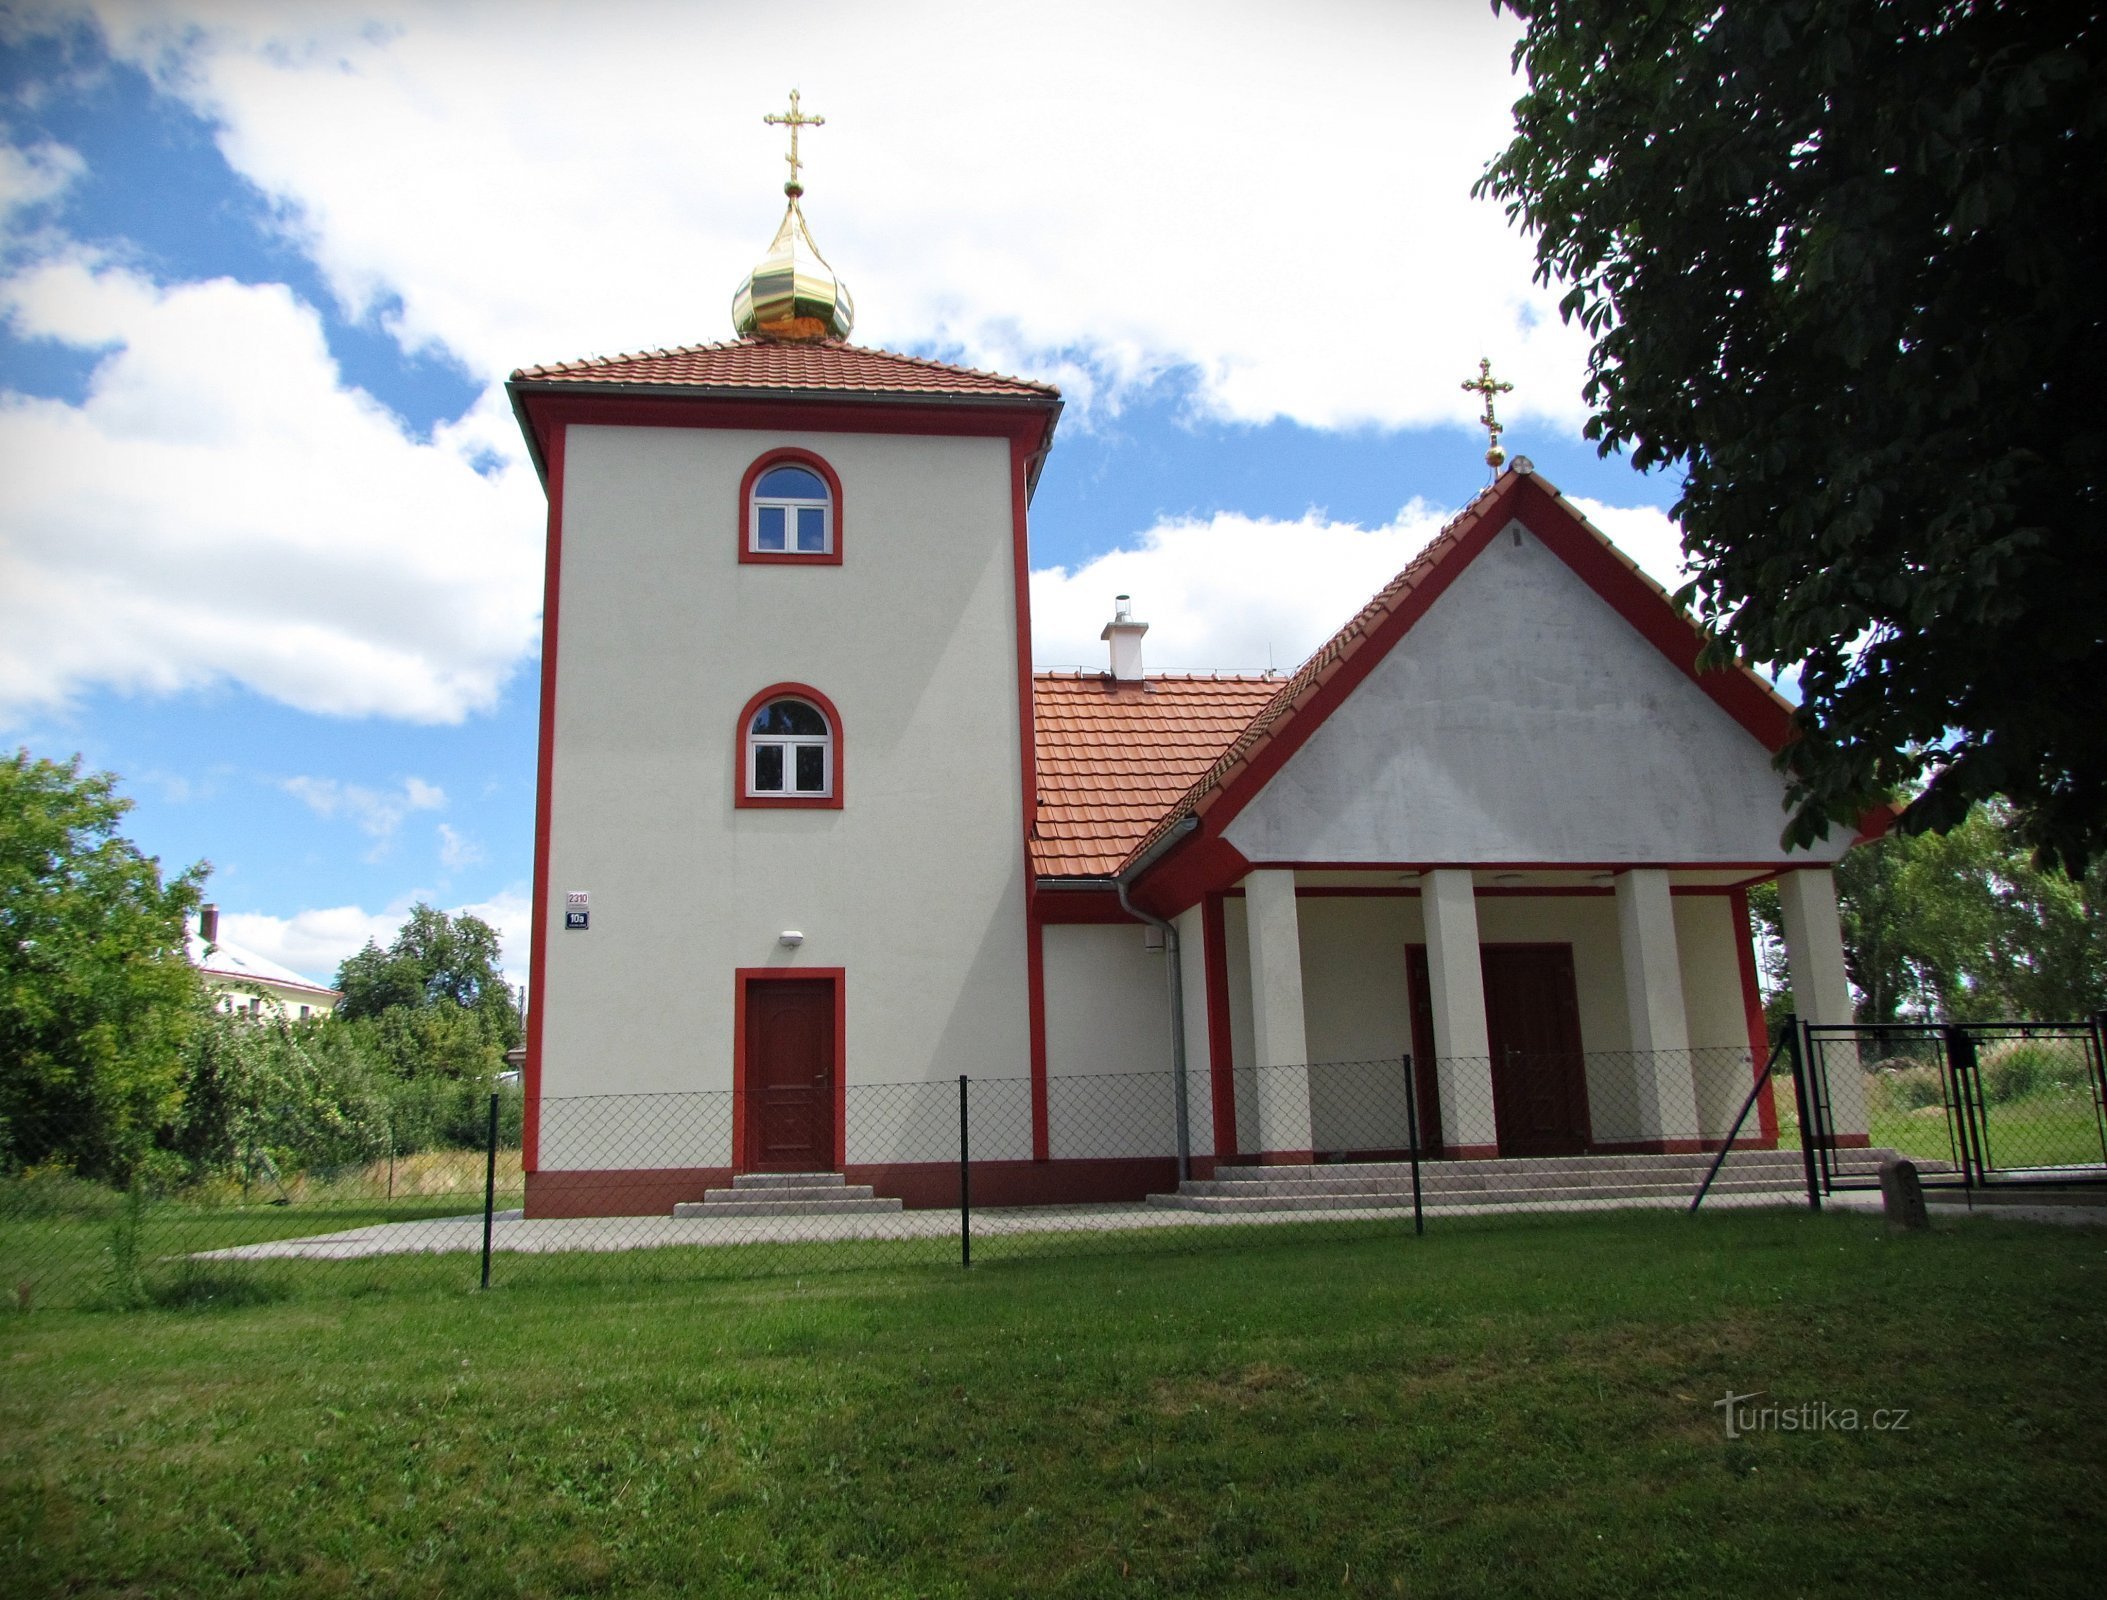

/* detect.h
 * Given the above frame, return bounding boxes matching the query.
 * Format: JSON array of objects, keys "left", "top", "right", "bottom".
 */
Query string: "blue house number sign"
[{"left": 565, "top": 889, "right": 590, "bottom": 931}]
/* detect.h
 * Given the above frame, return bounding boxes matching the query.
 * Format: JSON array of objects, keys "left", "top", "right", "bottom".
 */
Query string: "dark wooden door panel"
[
  {"left": 1482, "top": 946, "right": 1589, "bottom": 1158},
  {"left": 747, "top": 979, "right": 835, "bottom": 1171}
]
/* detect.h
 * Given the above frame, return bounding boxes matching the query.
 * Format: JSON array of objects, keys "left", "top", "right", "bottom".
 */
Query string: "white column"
[
  {"left": 1614, "top": 869, "right": 1701, "bottom": 1144},
  {"left": 1422, "top": 869, "right": 1498, "bottom": 1153},
  {"left": 1242, "top": 870, "right": 1313, "bottom": 1157},
  {"left": 1774, "top": 867, "right": 1869, "bottom": 1142}
]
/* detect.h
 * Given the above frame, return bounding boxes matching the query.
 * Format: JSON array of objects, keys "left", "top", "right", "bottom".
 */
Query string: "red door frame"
[{"left": 732, "top": 968, "right": 847, "bottom": 1174}]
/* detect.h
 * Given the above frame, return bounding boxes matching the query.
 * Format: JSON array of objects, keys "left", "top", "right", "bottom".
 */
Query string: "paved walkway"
[{"left": 203, "top": 1187, "right": 1844, "bottom": 1261}]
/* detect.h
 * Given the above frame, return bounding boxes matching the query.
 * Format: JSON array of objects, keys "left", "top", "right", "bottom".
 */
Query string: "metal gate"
[{"left": 1792, "top": 1015, "right": 2107, "bottom": 1196}]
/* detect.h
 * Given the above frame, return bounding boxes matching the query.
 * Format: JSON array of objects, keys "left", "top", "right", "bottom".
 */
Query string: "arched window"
[
  {"left": 739, "top": 450, "right": 843, "bottom": 565},
  {"left": 736, "top": 684, "right": 844, "bottom": 808}
]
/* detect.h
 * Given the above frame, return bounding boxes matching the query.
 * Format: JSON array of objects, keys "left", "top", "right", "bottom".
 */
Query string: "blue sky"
[{"left": 0, "top": 2, "right": 1683, "bottom": 990}]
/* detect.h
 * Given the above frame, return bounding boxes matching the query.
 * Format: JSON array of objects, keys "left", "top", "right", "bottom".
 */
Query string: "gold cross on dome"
[
  {"left": 764, "top": 89, "right": 826, "bottom": 193},
  {"left": 1461, "top": 357, "right": 1515, "bottom": 472}
]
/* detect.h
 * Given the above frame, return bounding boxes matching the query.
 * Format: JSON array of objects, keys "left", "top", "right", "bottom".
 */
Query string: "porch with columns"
[{"left": 1220, "top": 864, "right": 1867, "bottom": 1163}]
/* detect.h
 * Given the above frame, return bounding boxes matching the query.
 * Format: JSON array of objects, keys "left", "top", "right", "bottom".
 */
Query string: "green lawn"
[
  {"left": 4, "top": 1207, "right": 2105, "bottom": 1598},
  {"left": 1774, "top": 1086, "right": 2107, "bottom": 1172}
]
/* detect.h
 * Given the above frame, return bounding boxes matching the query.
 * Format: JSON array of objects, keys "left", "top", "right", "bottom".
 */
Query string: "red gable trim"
[{"left": 1127, "top": 470, "right": 1816, "bottom": 916}]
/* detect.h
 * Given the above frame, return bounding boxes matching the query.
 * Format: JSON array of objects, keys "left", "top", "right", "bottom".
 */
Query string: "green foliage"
[
  {"left": 1481, "top": 1, "right": 2107, "bottom": 872},
  {"left": 335, "top": 902, "right": 521, "bottom": 1054},
  {"left": 171, "top": 1007, "right": 393, "bottom": 1179},
  {"left": 1842, "top": 805, "right": 2105, "bottom": 1021},
  {"left": 1978, "top": 1039, "right": 2090, "bottom": 1104},
  {"left": 0, "top": 749, "right": 206, "bottom": 1182}
]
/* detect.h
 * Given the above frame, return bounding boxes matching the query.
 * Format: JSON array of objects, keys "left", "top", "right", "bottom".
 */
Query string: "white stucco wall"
[
  {"left": 536, "top": 423, "right": 1033, "bottom": 1171},
  {"left": 1297, "top": 897, "right": 1418, "bottom": 1153},
  {"left": 1222, "top": 521, "right": 1852, "bottom": 868},
  {"left": 1199, "top": 885, "right": 1757, "bottom": 1153},
  {"left": 1041, "top": 923, "right": 1177, "bottom": 1159}
]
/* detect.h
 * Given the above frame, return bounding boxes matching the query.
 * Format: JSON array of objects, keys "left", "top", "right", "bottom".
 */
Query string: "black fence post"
[
  {"left": 958, "top": 1074, "right": 972, "bottom": 1270},
  {"left": 1944, "top": 1024, "right": 1987, "bottom": 1187},
  {"left": 1401, "top": 1053, "right": 1424, "bottom": 1237},
  {"left": 480, "top": 1091, "right": 499, "bottom": 1291},
  {"left": 1783, "top": 1014, "right": 1822, "bottom": 1212}
]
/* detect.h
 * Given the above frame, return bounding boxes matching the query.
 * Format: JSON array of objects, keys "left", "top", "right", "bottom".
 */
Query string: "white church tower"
[{"left": 507, "top": 96, "right": 1062, "bottom": 1215}]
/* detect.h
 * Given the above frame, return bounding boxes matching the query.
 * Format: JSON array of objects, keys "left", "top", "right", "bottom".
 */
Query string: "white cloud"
[
  {"left": 1564, "top": 496, "right": 1693, "bottom": 593},
  {"left": 1031, "top": 490, "right": 1697, "bottom": 677},
  {"left": 436, "top": 821, "right": 483, "bottom": 871},
  {"left": 73, "top": 0, "right": 1587, "bottom": 432},
  {"left": 282, "top": 772, "right": 446, "bottom": 853},
  {"left": 0, "top": 258, "right": 545, "bottom": 723},
  {"left": 222, "top": 882, "right": 533, "bottom": 993},
  {"left": 0, "top": 137, "right": 85, "bottom": 229},
  {"left": 1032, "top": 501, "right": 1453, "bottom": 674}
]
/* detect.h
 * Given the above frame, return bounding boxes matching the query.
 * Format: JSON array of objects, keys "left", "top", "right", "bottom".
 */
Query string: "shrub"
[
  {"left": 1867, "top": 1063, "right": 1948, "bottom": 1112},
  {"left": 1978, "top": 1041, "right": 2089, "bottom": 1104}
]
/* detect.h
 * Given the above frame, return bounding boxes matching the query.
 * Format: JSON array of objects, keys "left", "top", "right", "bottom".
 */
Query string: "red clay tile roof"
[
  {"left": 511, "top": 337, "right": 1060, "bottom": 401},
  {"left": 1032, "top": 672, "right": 1284, "bottom": 878}
]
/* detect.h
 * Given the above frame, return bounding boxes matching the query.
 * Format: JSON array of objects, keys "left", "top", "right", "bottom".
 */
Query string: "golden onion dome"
[{"left": 730, "top": 186, "right": 855, "bottom": 343}]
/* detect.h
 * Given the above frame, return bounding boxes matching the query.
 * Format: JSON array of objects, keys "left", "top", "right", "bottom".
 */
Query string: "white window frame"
[
  {"left": 746, "top": 701, "right": 832, "bottom": 797},
  {"left": 748, "top": 468, "right": 833, "bottom": 556}
]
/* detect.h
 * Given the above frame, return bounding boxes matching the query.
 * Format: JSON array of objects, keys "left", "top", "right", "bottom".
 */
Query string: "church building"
[{"left": 504, "top": 108, "right": 1876, "bottom": 1218}]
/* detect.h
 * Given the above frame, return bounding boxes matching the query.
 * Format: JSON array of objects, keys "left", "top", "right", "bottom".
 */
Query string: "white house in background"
[
  {"left": 503, "top": 148, "right": 1880, "bottom": 1219},
  {"left": 188, "top": 903, "right": 342, "bottom": 1022}
]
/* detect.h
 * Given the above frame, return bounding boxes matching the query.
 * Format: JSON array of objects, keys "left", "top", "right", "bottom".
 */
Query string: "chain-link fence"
[{"left": 10, "top": 1022, "right": 2099, "bottom": 1307}]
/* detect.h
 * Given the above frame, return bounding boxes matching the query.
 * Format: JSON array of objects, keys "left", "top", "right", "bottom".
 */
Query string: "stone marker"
[{"left": 1879, "top": 1156, "right": 1930, "bottom": 1232}]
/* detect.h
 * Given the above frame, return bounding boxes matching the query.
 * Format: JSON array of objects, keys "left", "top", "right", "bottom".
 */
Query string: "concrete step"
[
  {"left": 673, "top": 1195, "right": 903, "bottom": 1218},
  {"left": 731, "top": 1171, "right": 846, "bottom": 1190},
  {"left": 1210, "top": 1151, "right": 1810, "bottom": 1184},
  {"left": 1149, "top": 1175, "right": 1808, "bottom": 1214},
  {"left": 697, "top": 1182, "right": 881, "bottom": 1206}
]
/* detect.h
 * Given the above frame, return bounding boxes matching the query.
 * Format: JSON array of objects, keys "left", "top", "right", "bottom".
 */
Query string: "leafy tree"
[
  {"left": 172, "top": 1006, "right": 390, "bottom": 1179},
  {"left": 1752, "top": 804, "right": 2106, "bottom": 1022},
  {"left": 336, "top": 902, "right": 522, "bottom": 1058},
  {"left": 1480, "top": 1, "right": 2106, "bottom": 872},
  {"left": 0, "top": 750, "right": 205, "bottom": 1179}
]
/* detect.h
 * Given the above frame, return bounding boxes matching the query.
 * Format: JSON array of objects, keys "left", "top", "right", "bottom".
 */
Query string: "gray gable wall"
[{"left": 1219, "top": 520, "right": 1851, "bottom": 867}]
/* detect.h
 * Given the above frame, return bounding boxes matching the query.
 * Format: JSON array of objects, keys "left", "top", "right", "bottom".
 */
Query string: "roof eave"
[{"left": 505, "top": 379, "right": 1065, "bottom": 497}]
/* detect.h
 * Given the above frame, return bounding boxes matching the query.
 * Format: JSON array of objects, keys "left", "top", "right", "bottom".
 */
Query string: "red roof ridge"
[{"left": 1033, "top": 669, "right": 1285, "bottom": 684}]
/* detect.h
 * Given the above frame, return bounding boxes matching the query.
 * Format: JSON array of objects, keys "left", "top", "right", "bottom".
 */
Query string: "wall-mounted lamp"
[{"left": 779, "top": 931, "right": 805, "bottom": 948}]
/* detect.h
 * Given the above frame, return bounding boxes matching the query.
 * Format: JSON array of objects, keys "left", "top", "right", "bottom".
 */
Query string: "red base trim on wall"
[{"left": 525, "top": 1156, "right": 1217, "bottom": 1219}]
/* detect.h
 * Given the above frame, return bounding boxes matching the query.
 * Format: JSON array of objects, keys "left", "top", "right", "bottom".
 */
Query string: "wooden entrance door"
[
  {"left": 1482, "top": 945, "right": 1590, "bottom": 1157},
  {"left": 744, "top": 978, "right": 837, "bottom": 1172}
]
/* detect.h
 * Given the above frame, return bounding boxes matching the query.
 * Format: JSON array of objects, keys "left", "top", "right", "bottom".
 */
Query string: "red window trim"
[
  {"left": 737, "top": 447, "right": 844, "bottom": 566},
  {"left": 735, "top": 681, "right": 845, "bottom": 810}
]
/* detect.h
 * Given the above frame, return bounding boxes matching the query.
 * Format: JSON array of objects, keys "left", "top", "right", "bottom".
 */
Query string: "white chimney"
[{"left": 1101, "top": 593, "right": 1149, "bottom": 682}]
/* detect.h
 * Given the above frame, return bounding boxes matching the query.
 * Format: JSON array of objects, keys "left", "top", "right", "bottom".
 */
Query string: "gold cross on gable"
[
  {"left": 764, "top": 89, "right": 826, "bottom": 193},
  {"left": 1460, "top": 357, "right": 1515, "bottom": 472}
]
